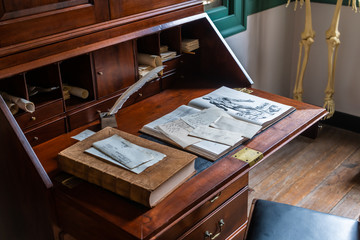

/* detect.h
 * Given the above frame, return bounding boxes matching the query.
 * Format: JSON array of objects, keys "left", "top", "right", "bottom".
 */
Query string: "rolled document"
[
  {"left": 63, "top": 85, "right": 89, "bottom": 99},
  {"left": 137, "top": 53, "right": 162, "bottom": 68},
  {"left": 5, "top": 100, "right": 19, "bottom": 115},
  {"left": 0, "top": 91, "right": 35, "bottom": 113}
]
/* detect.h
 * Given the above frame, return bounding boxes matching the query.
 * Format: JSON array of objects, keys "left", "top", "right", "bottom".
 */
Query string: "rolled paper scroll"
[
  {"left": 63, "top": 85, "right": 89, "bottom": 99},
  {"left": 137, "top": 53, "right": 162, "bottom": 68},
  {"left": 5, "top": 100, "right": 19, "bottom": 115},
  {"left": 0, "top": 91, "right": 35, "bottom": 113}
]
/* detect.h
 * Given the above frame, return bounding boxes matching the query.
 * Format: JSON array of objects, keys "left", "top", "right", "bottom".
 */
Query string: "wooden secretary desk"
[{"left": 0, "top": 1, "right": 327, "bottom": 240}]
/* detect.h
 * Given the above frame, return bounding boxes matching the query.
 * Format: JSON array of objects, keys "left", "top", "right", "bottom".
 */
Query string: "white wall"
[{"left": 225, "top": 3, "right": 360, "bottom": 117}]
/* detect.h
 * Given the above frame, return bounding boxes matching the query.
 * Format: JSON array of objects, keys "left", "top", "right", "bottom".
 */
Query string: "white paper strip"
[
  {"left": 189, "top": 125, "right": 244, "bottom": 146},
  {"left": 210, "top": 116, "right": 262, "bottom": 139}
]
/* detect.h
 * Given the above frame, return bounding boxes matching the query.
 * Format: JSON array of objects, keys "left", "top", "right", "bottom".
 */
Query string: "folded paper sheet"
[{"left": 92, "top": 134, "right": 158, "bottom": 169}]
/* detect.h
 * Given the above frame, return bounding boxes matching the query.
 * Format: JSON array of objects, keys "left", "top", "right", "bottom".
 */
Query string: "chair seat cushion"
[{"left": 246, "top": 199, "right": 359, "bottom": 240}]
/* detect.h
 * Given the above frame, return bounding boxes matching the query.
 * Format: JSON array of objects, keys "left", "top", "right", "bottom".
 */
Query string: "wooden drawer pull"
[{"left": 204, "top": 219, "right": 225, "bottom": 239}]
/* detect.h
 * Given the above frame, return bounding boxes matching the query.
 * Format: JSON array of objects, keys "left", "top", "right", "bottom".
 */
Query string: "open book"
[{"left": 140, "top": 86, "right": 295, "bottom": 160}]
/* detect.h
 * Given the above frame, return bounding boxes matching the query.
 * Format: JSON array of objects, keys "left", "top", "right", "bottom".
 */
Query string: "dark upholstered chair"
[{"left": 244, "top": 199, "right": 360, "bottom": 240}]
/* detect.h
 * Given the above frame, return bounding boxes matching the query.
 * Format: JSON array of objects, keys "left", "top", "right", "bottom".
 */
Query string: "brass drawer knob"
[
  {"left": 204, "top": 219, "right": 225, "bottom": 239},
  {"left": 31, "top": 116, "right": 36, "bottom": 121},
  {"left": 33, "top": 136, "right": 39, "bottom": 141}
]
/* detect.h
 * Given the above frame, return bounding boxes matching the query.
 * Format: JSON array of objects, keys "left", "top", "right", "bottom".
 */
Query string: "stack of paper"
[
  {"left": 160, "top": 51, "right": 177, "bottom": 61},
  {"left": 181, "top": 39, "right": 199, "bottom": 52},
  {"left": 86, "top": 134, "right": 166, "bottom": 174}
]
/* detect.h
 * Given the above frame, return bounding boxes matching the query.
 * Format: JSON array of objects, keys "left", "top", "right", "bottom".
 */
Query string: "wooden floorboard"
[{"left": 249, "top": 124, "right": 360, "bottom": 219}]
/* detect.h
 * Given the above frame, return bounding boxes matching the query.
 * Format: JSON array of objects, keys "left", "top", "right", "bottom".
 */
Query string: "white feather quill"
[{"left": 108, "top": 66, "right": 165, "bottom": 115}]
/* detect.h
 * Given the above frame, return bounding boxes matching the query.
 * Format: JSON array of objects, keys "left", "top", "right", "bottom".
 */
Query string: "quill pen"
[{"left": 108, "top": 66, "right": 164, "bottom": 116}]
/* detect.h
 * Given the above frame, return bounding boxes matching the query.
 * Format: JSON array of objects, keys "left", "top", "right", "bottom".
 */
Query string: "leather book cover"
[{"left": 58, "top": 127, "right": 196, "bottom": 207}]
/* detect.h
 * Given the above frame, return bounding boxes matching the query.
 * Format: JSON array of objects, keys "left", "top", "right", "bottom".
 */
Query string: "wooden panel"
[
  {"left": 179, "top": 187, "right": 248, "bottom": 239},
  {"left": 0, "top": 0, "right": 109, "bottom": 47},
  {"left": 0, "top": 96, "right": 54, "bottom": 240},
  {"left": 1, "top": 0, "right": 89, "bottom": 18},
  {"left": 25, "top": 117, "right": 67, "bottom": 146},
  {"left": 93, "top": 41, "right": 136, "bottom": 98},
  {"left": 109, "top": 0, "right": 197, "bottom": 19},
  {"left": 16, "top": 99, "right": 64, "bottom": 130},
  {"left": 137, "top": 34, "right": 160, "bottom": 55},
  {"left": 160, "top": 27, "right": 181, "bottom": 54}
]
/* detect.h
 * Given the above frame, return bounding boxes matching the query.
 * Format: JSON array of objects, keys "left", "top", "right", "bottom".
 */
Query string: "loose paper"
[
  {"left": 189, "top": 125, "right": 244, "bottom": 146},
  {"left": 71, "top": 129, "right": 96, "bottom": 141},
  {"left": 156, "top": 119, "right": 200, "bottom": 148},
  {"left": 181, "top": 108, "right": 228, "bottom": 129},
  {"left": 146, "top": 105, "right": 200, "bottom": 130},
  {"left": 92, "top": 135, "right": 154, "bottom": 169},
  {"left": 210, "top": 116, "right": 262, "bottom": 139},
  {"left": 85, "top": 146, "right": 165, "bottom": 174}
]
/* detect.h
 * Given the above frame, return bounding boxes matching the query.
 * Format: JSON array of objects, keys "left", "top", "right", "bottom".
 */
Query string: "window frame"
[{"left": 205, "top": 0, "right": 245, "bottom": 38}]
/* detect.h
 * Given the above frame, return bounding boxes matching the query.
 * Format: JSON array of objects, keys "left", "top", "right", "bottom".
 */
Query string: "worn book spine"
[{"left": 57, "top": 154, "right": 152, "bottom": 207}]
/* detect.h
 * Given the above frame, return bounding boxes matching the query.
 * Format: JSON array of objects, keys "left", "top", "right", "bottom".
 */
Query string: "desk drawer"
[
  {"left": 16, "top": 99, "right": 64, "bottom": 130},
  {"left": 156, "top": 172, "right": 248, "bottom": 240},
  {"left": 25, "top": 117, "right": 67, "bottom": 146},
  {"left": 180, "top": 187, "right": 248, "bottom": 240}
]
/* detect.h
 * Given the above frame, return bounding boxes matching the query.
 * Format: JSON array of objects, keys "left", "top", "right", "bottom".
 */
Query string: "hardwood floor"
[{"left": 249, "top": 124, "right": 360, "bottom": 219}]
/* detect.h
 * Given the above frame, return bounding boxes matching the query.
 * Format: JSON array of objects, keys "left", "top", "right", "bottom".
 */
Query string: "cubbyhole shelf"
[
  {"left": 26, "top": 63, "right": 63, "bottom": 107},
  {"left": 0, "top": 73, "right": 28, "bottom": 116},
  {"left": 60, "top": 54, "right": 95, "bottom": 111}
]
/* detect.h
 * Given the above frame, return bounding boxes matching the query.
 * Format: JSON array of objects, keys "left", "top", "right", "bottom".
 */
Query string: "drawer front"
[
  {"left": 156, "top": 172, "right": 248, "bottom": 240},
  {"left": 163, "top": 56, "right": 181, "bottom": 75},
  {"left": 16, "top": 99, "right": 64, "bottom": 130},
  {"left": 180, "top": 187, "right": 248, "bottom": 240},
  {"left": 0, "top": 0, "right": 109, "bottom": 47},
  {"left": 25, "top": 117, "right": 67, "bottom": 146},
  {"left": 67, "top": 98, "right": 117, "bottom": 131}
]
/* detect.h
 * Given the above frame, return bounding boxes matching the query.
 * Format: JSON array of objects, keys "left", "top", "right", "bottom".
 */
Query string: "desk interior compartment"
[
  {"left": 60, "top": 54, "right": 95, "bottom": 111},
  {"left": 0, "top": 73, "right": 27, "bottom": 116}
]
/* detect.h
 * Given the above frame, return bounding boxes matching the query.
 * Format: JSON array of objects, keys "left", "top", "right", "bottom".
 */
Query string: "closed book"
[{"left": 58, "top": 127, "right": 196, "bottom": 207}]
